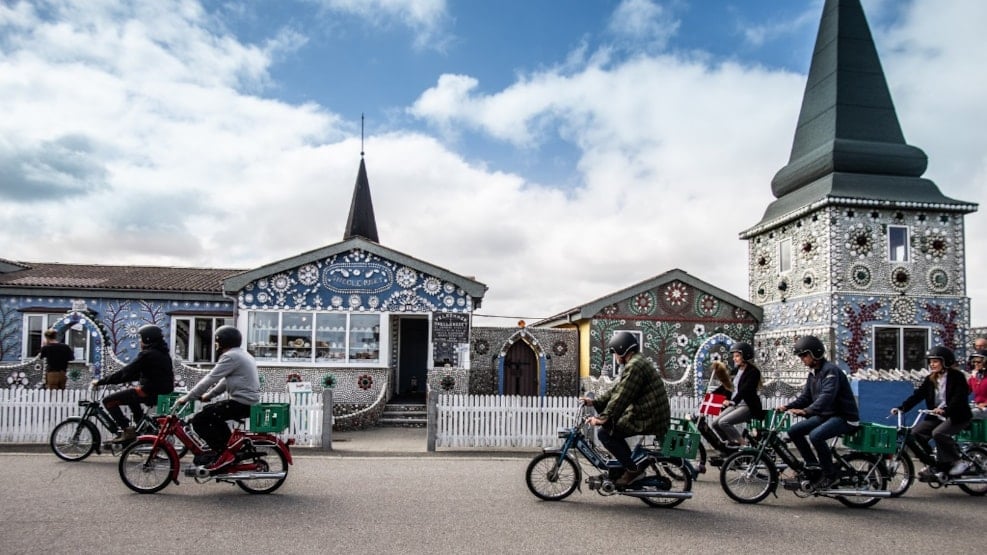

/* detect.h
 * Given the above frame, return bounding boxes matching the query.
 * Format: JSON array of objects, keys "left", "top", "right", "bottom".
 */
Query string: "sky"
[{"left": 0, "top": 0, "right": 985, "bottom": 327}]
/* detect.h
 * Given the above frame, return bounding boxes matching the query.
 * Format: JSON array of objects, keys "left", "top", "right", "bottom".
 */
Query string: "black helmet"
[
  {"left": 793, "top": 335, "right": 825, "bottom": 359},
  {"left": 970, "top": 349, "right": 987, "bottom": 363},
  {"left": 608, "top": 331, "right": 639, "bottom": 357},
  {"left": 730, "top": 342, "right": 755, "bottom": 363},
  {"left": 138, "top": 324, "right": 164, "bottom": 345},
  {"left": 926, "top": 346, "right": 956, "bottom": 367},
  {"left": 214, "top": 325, "right": 242, "bottom": 349}
]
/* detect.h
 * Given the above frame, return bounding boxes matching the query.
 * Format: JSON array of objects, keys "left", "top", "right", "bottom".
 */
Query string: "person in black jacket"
[
  {"left": 711, "top": 342, "right": 764, "bottom": 447},
  {"left": 92, "top": 324, "right": 174, "bottom": 443},
  {"left": 891, "top": 346, "right": 973, "bottom": 478},
  {"left": 779, "top": 335, "right": 860, "bottom": 489}
]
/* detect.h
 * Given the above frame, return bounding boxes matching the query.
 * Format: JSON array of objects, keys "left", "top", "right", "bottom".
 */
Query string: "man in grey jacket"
[{"left": 177, "top": 325, "right": 260, "bottom": 469}]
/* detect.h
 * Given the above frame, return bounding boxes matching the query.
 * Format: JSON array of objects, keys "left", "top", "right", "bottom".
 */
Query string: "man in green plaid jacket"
[{"left": 585, "top": 331, "right": 671, "bottom": 487}]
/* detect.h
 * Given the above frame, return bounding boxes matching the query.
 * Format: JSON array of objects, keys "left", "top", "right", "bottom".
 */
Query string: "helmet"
[
  {"left": 969, "top": 349, "right": 987, "bottom": 363},
  {"left": 214, "top": 325, "right": 242, "bottom": 349},
  {"left": 792, "top": 335, "right": 825, "bottom": 359},
  {"left": 729, "top": 342, "right": 755, "bottom": 363},
  {"left": 925, "top": 346, "right": 956, "bottom": 367},
  {"left": 138, "top": 325, "right": 164, "bottom": 345},
  {"left": 608, "top": 331, "right": 639, "bottom": 357}
]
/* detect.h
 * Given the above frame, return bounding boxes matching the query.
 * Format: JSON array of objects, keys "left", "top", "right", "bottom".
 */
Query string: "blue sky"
[{"left": 1, "top": 0, "right": 985, "bottom": 325}]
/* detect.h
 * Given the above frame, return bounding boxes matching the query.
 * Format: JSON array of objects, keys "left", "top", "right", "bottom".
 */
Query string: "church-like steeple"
[
  {"left": 747, "top": 0, "right": 974, "bottom": 233},
  {"left": 343, "top": 156, "right": 379, "bottom": 242}
]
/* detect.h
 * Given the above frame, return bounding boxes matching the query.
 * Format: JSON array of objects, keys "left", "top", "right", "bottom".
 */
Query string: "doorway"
[
  {"left": 503, "top": 340, "right": 539, "bottom": 396},
  {"left": 397, "top": 318, "right": 429, "bottom": 402}
]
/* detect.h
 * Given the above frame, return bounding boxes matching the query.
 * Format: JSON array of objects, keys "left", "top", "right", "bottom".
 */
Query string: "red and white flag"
[{"left": 699, "top": 393, "right": 726, "bottom": 416}]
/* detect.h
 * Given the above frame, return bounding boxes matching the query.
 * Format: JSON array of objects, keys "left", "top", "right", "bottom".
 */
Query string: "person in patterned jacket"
[{"left": 583, "top": 331, "right": 670, "bottom": 487}]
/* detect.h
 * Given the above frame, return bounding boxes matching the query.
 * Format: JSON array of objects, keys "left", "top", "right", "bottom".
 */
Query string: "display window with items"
[{"left": 246, "top": 311, "right": 382, "bottom": 365}]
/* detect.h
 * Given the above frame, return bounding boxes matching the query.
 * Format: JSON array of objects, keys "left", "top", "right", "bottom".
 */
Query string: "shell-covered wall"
[{"left": 469, "top": 327, "right": 578, "bottom": 396}]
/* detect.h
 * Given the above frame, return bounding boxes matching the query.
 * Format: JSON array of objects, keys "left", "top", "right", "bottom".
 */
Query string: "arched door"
[{"left": 503, "top": 341, "right": 538, "bottom": 396}]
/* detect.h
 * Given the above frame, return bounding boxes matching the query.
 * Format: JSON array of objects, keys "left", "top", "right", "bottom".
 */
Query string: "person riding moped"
[
  {"left": 581, "top": 331, "right": 670, "bottom": 488},
  {"left": 711, "top": 342, "right": 765, "bottom": 448},
  {"left": 778, "top": 335, "right": 860, "bottom": 489},
  {"left": 890, "top": 346, "right": 973, "bottom": 479},
  {"left": 92, "top": 324, "right": 174, "bottom": 443},
  {"left": 176, "top": 325, "right": 260, "bottom": 470}
]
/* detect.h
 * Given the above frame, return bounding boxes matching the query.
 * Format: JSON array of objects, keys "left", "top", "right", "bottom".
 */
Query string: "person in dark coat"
[
  {"left": 582, "top": 331, "right": 670, "bottom": 488},
  {"left": 711, "top": 342, "right": 765, "bottom": 446},
  {"left": 891, "top": 346, "right": 973, "bottom": 478},
  {"left": 93, "top": 324, "right": 174, "bottom": 443}
]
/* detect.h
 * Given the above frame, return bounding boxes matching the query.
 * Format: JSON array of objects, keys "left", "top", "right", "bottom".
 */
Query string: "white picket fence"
[
  {"left": 0, "top": 388, "right": 326, "bottom": 447},
  {"left": 432, "top": 394, "right": 796, "bottom": 450}
]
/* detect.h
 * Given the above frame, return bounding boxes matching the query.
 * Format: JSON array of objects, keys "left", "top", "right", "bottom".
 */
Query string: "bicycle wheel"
[
  {"left": 719, "top": 451, "right": 776, "bottom": 504},
  {"left": 958, "top": 446, "right": 987, "bottom": 496},
  {"left": 883, "top": 450, "right": 914, "bottom": 497},
  {"left": 639, "top": 458, "right": 692, "bottom": 508},
  {"left": 237, "top": 443, "right": 289, "bottom": 494},
  {"left": 837, "top": 453, "right": 887, "bottom": 508},
  {"left": 525, "top": 453, "right": 580, "bottom": 501},
  {"left": 49, "top": 418, "right": 99, "bottom": 462},
  {"left": 118, "top": 438, "right": 176, "bottom": 494}
]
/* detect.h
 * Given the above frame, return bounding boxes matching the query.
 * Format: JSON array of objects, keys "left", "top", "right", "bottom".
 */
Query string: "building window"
[
  {"left": 23, "top": 313, "right": 90, "bottom": 363},
  {"left": 172, "top": 316, "right": 232, "bottom": 363},
  {"left": 246, "top": 311, "right": 382, "bottom": 365},
  {"left": 778, "top": 238, "right": 792, "bottom": 274},
  {"left": 874, "top": 326, "right": 928, "bottom": 370},
  {"left": 888, "top": 225, "right": 909, "bottom": 262}
]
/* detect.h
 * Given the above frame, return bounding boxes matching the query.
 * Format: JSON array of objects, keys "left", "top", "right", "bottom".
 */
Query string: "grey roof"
[
  {"left": 222, "top": 236, "right": 488, "bottom": 306},
  {"left": 0, "top": 261, "right": 242, "bottom": 298},
  {"left": 745, "top": 0, "right": 976, "bottom": 236},
  {"left": 343, "top": 158, "right": 379, "bottom": 242},
  {"left": 533, "top": 268, "right": 762, "bottom": 327}
]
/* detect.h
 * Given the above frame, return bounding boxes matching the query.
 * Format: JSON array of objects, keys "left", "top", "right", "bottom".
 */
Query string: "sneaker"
[
  {"left": 110, "top": 426, "right": 137, "bottom": 444},
  {"left": 193, "top": 450, "right": 218, "bottom": 466},
  {"left": 917, "top": 466, "right": 936, "bottom": 482},
  {"left": 949, "top": 461, "right": 971, "bottom": 477},
  {"left": 205, "top": 450, "right": 235, "bottom": 471},
  {"left": 614, "top": 468, "right": 645, "bottom": 487},
  {"left": 815, "top": 473, "right": 840, "bottom": 490}
]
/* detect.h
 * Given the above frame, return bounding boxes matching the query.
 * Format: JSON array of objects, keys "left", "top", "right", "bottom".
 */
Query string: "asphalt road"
[{"left": 0, "top": 450, "right": 981, "bottom": 554}]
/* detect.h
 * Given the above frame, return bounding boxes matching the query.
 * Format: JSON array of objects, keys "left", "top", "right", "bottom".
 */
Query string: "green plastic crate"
[
  {"left": 661, "top": 418, "right": 700, "bottom": 459},
  {"left": 749, "top": 409, "right": 791, "bottom": 432},
  {"left": 156, "top": 393, "right": 192, "bottom": 417},
  {"left": 958, "top": 419, "right": 987, "bottom": 443},
  {"left": 843, "top": 422, "right": 897, "bottom": 454},
  {"left": 250, "top": 403, "right": 290, "bottom": 433}
]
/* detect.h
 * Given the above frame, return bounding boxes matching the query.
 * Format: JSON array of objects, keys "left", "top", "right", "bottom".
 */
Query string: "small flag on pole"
[{"left": 699, "top": 393, "right": 726, "bottom": 416}]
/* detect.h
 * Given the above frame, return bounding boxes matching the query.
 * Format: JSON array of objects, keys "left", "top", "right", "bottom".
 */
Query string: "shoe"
[
  {"left": 193, "top": 450, "right": 218, "bottom": 466},
  {"left": 949, "top": 461, "right": 971, "bottom": 477},
  {"left": 917, "top": 466, "right": 936, "bottom": 482},
  {"left": 815, "top": 473, "right": 840, "bottom": 490},
  {"left": 110, "top": 426, "right": 137, "bottom": 444},
  {"left": 614, "top": 468, "right": 645, "bottom": 487},
  {"left": 205, "top": 450, "right": 236, "bottom": 471}
]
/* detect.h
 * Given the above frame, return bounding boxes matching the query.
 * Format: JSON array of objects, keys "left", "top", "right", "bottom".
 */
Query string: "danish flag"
[{"left": 699, "top": 393, "right": 727, "bottom": 416}]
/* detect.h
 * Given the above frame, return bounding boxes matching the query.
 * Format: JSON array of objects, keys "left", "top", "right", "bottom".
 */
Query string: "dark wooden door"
[{"left": 504, "top": 341, "right": 538, "bottom": 396}]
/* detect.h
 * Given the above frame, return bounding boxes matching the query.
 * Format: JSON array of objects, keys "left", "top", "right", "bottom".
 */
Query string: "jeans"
[
  {"left": 597, "top": 427, "right": 637, "bottom": 471},
  {"left": 787, "top": 415, "right": 854, "bottom": 478},
  {"left": 103, "top": 388, "right": 155, "bottom": 429},
  {"left": 711, "top": 404, "right": 751, "bottom": 443},
  {"left": 912, "top": 415, "right": 967, "bottom": 468},
  {"left": 191, "top": 400, "right": 252, "bottom": 452}
]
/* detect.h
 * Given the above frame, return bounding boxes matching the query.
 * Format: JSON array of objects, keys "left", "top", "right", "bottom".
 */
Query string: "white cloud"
[
  {"left": 317, "top": 0, "right": 448, "bottom": 50},
  {"left": 607, "top": 0, "right": 680, "bottom": 51}
]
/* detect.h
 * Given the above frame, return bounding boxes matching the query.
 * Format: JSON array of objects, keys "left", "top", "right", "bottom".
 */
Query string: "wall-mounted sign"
[{"left": 432, "top": 312, "right": 470, "bottom": 343}]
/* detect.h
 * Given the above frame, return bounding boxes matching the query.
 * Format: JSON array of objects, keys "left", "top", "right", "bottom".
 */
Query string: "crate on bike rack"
[
  {"left": 250, "top": 403, "right": 290, "bottom": 432},
  {"left": 156, "top": 393, "right": 192, "bottom": 417},
  {"left": 957, "top": 419, "right": 986, "bottom": 443},
  {"left": 661, "top": 418, "right": 700, "bottom": 459},
  {"left": 748, "top": 409, "right": 791, "bottom": 432},
  {"left": 842, "top": 422, "right": 897, "bottom": 454}
]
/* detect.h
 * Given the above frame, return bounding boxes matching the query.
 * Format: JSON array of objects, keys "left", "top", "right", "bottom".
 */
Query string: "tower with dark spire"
[
  {"left": 741, "top": 0, "right": 978, "bottom": 381},
  {"left": 343, "top": 156, "right": 379, "bottom": 242}
]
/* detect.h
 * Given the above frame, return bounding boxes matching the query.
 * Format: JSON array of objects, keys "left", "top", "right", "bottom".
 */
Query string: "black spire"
[
  {"left": 747, "top": 0, "right": 973, "bottom": 232},
  {"left": 343, "top": 155, "right": 379, "bottom": 243}
]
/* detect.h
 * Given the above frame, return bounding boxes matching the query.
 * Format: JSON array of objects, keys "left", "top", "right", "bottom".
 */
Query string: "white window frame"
[
  {"left": 778, "top": 238, "right": 793, "bottom": 274},
  {"left": 244, "top": 310, "right": 385, "bottom": 366},
  {"left": 888, "top": 225, "right": 910, "bottom": 262},
  {"left": 22, "top": 313, "right": 90, "bottom": 363},
  {"left": 171, "top": 316, "right": 232, "bottom": 364}
]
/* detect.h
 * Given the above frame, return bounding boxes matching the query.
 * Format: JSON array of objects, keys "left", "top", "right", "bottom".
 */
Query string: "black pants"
[
  {"left": 191, "top": 400, "right": 251, "bottom": 452},
  {"left": 103, "top": 388, "right": 155, "bottom": 429},
  {"left": 598, "top": 426, "right": 637, "bottom": 471}
]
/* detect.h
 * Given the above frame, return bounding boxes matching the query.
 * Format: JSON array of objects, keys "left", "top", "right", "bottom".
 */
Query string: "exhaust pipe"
[
  {"left": 215, "top": 471, "right": 287, "bottom": 481},
  {"left": 620, "top": 490, "right": 694, "bottom": 499},
  {"left": 817, "top": 489, "right": 891, "bottom": 497}
]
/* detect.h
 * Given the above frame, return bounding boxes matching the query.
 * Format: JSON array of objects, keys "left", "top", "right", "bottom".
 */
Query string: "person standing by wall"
[{"left": 39, "top": 329, "right": 74, "bottom": 390}]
